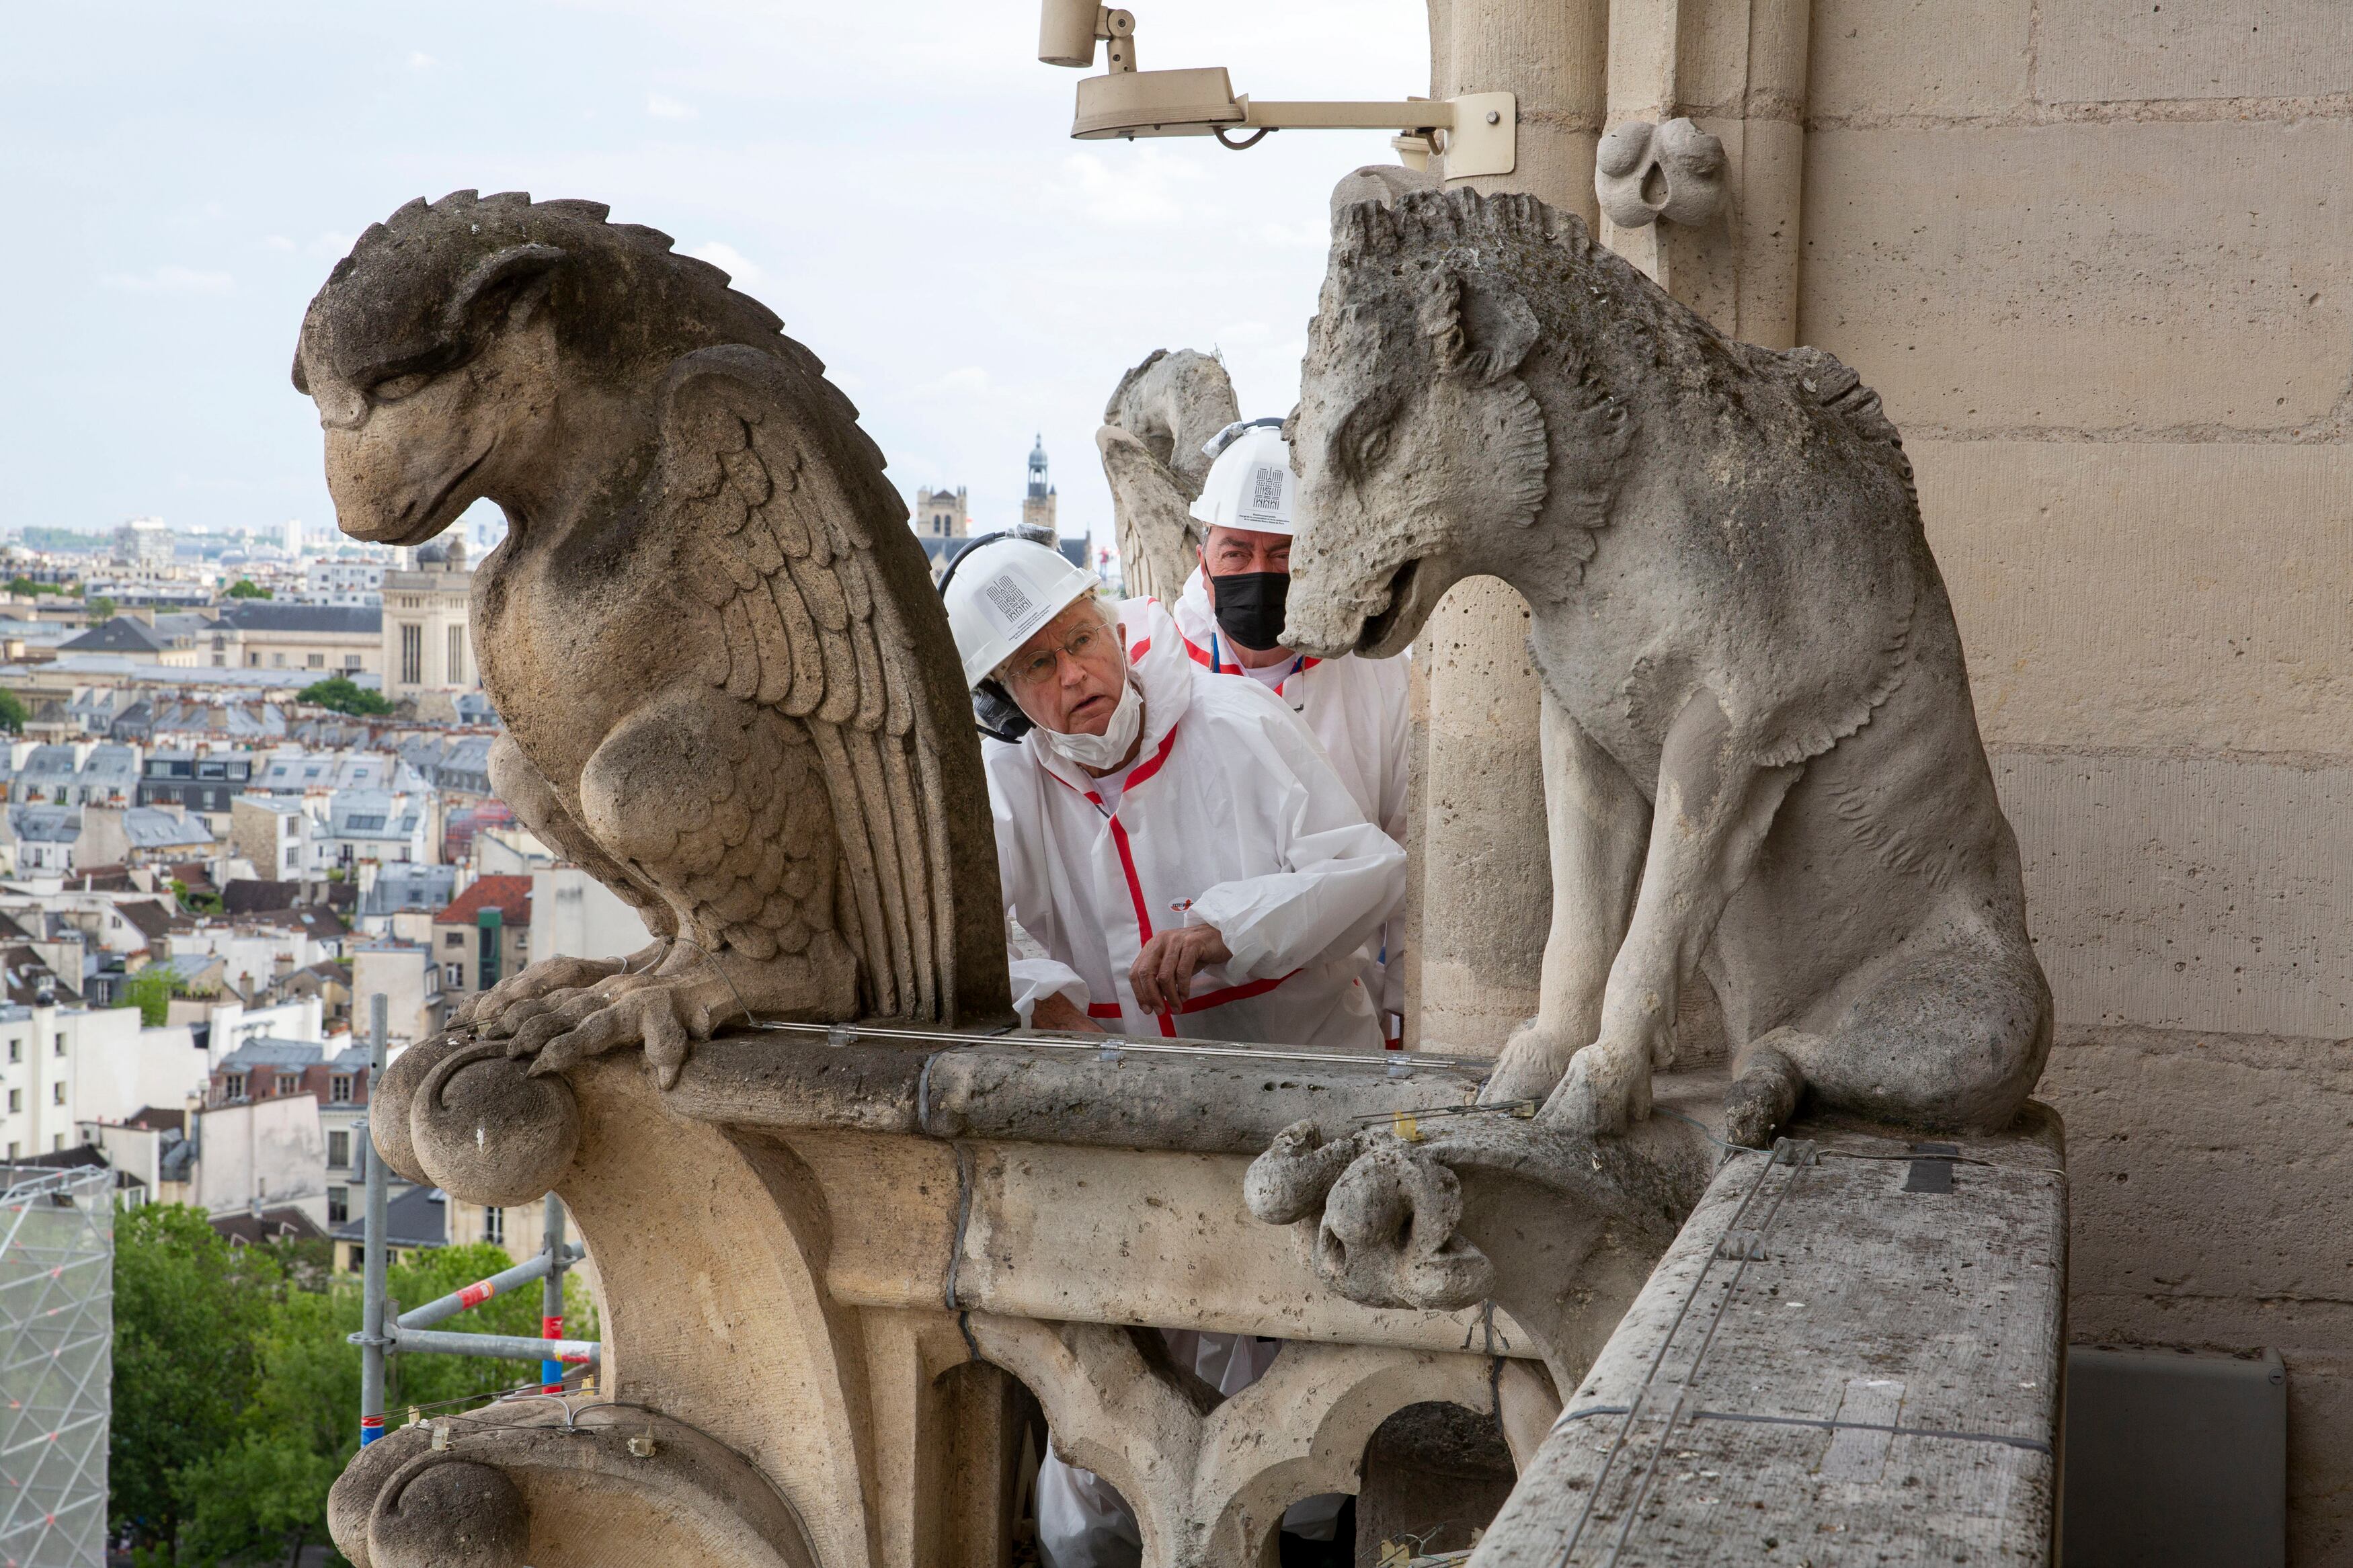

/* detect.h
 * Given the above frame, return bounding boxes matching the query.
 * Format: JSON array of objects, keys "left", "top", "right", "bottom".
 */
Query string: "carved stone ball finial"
[
  {"left": 1595, "top": 118, "right": 1727, "bottom": 229},
  {"left": 409, "top": 1039, "right": 581, "bottom": 1207},
  {"left": 367, "top": 1460, "right": 530, "bottom": 1568}
]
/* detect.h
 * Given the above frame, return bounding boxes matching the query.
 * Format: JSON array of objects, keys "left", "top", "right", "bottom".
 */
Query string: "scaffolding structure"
[
  {"left": 347, "top": 995, "right": 598, "bottom": 1446},
  {"left": 0, "top": 1164, "right": 114, "bottom": 1568}
]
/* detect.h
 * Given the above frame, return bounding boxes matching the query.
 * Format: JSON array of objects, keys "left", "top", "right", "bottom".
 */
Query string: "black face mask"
[{"left": 1209, "top": 571, "right": 1290, "bottom": 654}]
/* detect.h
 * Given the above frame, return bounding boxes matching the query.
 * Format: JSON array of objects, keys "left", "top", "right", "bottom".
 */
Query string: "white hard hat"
[
  {"left": 941, "top": 536, "right": 1101, "bottom": 690},
  {"left": 1190, "top": 419, "right": 1295, "bottom": 536}
]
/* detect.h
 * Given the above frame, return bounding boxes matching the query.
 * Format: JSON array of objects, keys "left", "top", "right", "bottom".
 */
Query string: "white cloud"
[
  {"left": 408, "top": 50, "right": 436, "bottom": 69},
  {"left": 1053, "top": 148, "right": 1210, "bottom": 229},
  {"left": 101, "top": 266, "right": 233, "bottom": 296},
  {"left": 917, "top": 366, "right": 991, "bottom": 399},
  {"left": 263, "top": 235, "right": 296, "bottom": 252},
  {"left": 686, "top": 241, "right": 763, "bottom": 288},
  {"left": 647, "top": 93, "right": 697, "bottom": 120}
]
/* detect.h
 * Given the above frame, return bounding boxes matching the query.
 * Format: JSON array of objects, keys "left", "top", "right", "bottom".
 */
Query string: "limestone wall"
[{"left": 1796, "top": 5, "right": 2353, "bottom": 1555}]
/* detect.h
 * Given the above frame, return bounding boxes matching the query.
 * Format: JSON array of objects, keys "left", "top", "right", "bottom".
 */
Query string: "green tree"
[
  {"left": 0, "top": 688, "right": 26, "bottom": 735},
  {"left": 294, "top": 676, "right": 393, "bottom": 717},
  {"left": 174, "top": 1242, "right": 595, "bottom": 1565},
  {"left": 5, "top": 575, "right": 62, "bottom": 597},
  {"left": 118, "top": 968, "right": 179, "bottom": 1027},
  {"left": 86, "top": 594, "right": 117, "bottom": 621},
  {"left": 225, "top": 580, "right": 272, "bottom": 600},
  {"left": 110, "top": 1206, "right": 278, "bottom": 1559}
]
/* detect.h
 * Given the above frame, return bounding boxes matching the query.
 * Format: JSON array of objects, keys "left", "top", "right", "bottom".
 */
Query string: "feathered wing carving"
[{"left": 658, "top": 344, "right": 971, "bottom": 1023}]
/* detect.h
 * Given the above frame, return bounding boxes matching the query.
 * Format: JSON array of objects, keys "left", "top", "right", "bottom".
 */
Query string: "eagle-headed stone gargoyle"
[
  {"left": 1246, "top": 183, "right": 2052, "bottom": 1319},
  {"left": 293, "top": 190, "right": 1010, "bottom": 1204},
  {"left": 301, "top": 190, "right": 1021, "bottom": 1567}
]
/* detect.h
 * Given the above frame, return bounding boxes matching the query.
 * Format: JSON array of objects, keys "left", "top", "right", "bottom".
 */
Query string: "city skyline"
[{"left": 0, "top": 0, "right": 1425, "bottom": 557}]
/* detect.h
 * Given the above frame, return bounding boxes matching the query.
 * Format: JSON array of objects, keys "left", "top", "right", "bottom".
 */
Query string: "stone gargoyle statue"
[
  {"left": 1282, "top": 185, "right": 2052, "bottom": 1148},
  {"left": 292, "top": 188, "right": 1009, "bottom": 1189},
  {"left": 1095, "top": 347, "right": 1238, "bottom": 602}
]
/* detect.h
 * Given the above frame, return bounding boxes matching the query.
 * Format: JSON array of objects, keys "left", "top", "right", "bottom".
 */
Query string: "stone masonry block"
[
  {"left": 1916, "top": 440, "right": 2353, "bottom": 755},
  {"left": 2039, "top": 1024, "right": 2353, "bottom": 1565},
  {"left": 1800, "top": 120, "right": 2353, "bottom": 431},
  {"left": 1806, "top": 0, "right": 2034, "bottom": 119},
  {"left": 2038, "top": 0, "right": 2353, "bottom": 106},
  {"left": 1993, "top": 748, "right": 2353, "bottom": 1038}
]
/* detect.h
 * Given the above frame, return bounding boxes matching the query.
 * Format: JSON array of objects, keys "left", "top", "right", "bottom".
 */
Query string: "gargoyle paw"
[{"left": 1542, "top": 1040, "right": 1652, "bottom": 1137}]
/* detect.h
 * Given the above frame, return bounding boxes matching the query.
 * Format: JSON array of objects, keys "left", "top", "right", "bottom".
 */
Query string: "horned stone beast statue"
[
  {"left": 1096, "top": 347, "right": 1239, "bottom": 602},
  {"left": 1283, "top": 185, "right": 2052, "bottom": 1147},
  {"left": 293, "top": 191, "right": 1010, "bottom": 1101}
]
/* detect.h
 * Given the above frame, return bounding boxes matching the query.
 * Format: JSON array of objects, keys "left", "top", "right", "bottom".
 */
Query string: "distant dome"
[{"left": 415, "top": 540, "right": 448, "bottom": 565}]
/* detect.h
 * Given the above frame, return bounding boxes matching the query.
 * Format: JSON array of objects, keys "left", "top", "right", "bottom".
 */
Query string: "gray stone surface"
[
  {"left": 1470, "top": 1106, "right": 2067, "bottom": 1566},
  {"left": 1285, "top": 185, "right": 2052, "bottom": 1144},
  {"left": 1097, "top": 348, "right": 1238, "bottom": 604}
]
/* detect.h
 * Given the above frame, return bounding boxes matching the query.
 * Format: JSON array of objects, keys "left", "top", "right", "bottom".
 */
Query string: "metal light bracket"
[
  {"left": 1070, "top": 76, "right": 1517, "bottom": 177},
  {"left": 1043, "top": 7, "right": 1513, "bottom": 176}
]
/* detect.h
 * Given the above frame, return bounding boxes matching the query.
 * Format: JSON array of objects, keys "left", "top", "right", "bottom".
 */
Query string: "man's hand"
[
  {"left": 1129, "top": 926, "right": 1234, "bottom": 1016},
  {"left": 1030, "top": 992, "right": 1106, "bottom": 1034}
]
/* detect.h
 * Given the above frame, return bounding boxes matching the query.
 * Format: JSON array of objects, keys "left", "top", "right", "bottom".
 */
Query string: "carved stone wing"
[{"left": 660, "top": 343, "right": 957, "bottom": 1023}]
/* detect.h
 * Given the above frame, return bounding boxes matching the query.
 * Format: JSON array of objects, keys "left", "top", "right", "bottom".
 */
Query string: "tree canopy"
[
  {"left": 225, "top": 579, "right": 271, "bottom": 599},
  {"left": 114, "top": 1205, "right": 594, "bottom": 1565},
  {"left": 295, "top": 675, "right": 393, "bottom": 717},
  {"left": 0, "top": 688, "right": 26, "bottom": 735}
]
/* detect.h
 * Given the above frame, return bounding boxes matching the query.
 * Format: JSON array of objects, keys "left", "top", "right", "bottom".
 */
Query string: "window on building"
[
  {"left": 271, "top": 652, "right": 286, "bottom": 667},
  {"left": 483, "top": 1206, "right": 504, "bottom": 1245},
  {"left": 50, "top": 1135, "right": 60, "bottom": 1152},
  {"left": 327, "top": 1187, "right": 348, "bottom": 1225},
  {"left": 50, "top": 1083, "right": 62, "bottom": 1106},
  {"left": 6, "top": 1041, "right": 18, "bottom": 1065},
  {"left": 443, "top": 931, "right": 464, "bottom": 948},
  {"left": 448, "top": 624, "right": 466, "bottom": 685},
  {"left": 274, "top": 1073, "right": 298, "bottom": 1096},
  {"left": 247, "top": 652, "right": 260, "bottom": 667},
  {"left": 6, "top": 1143, "right": 15, "bottom": 1159},
  {"left": 52, "top": 1034, "right": 63, "bottom": 1057},
  {"left": 7, "top": 1091, "right": 19, "bottom": 1113},
  {"left": 329, "top": 1074, "right": 353, "bottom": 1104},
  {"left": 400, "top": 623, "right": 422, "bottom": 684},
  {"left": 346, "top": 1245, "right": 362, "bottom": 1274},
  {"left": 307, "top": 653, "right": 324, "bottom": 669},
  {"left": 223, "top": 1073, "right": 245, "bottom": 1101},
  {"left": 345, "top": 654, "right": 362, "bottom": 670},
  {"left": 327, "top": 1128, "right": 350, "bottom": 1167},
  {"left": 444, "top": 963, "right": 463, "bottom": 989}
]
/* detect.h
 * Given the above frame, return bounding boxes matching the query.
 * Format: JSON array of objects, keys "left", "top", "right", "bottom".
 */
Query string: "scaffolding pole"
[
  {"left": 397, "top": 1241, "right": 584, "bottom": 1331},
  {"left": 357, "top": 993, "right": 389, "bottom": 1446},
  {"left": 348, "top": 996, "right": 599, "bottom": 1409},
  {"left": 541, "top": 1193, "right": 569, "bottom": 1393}
]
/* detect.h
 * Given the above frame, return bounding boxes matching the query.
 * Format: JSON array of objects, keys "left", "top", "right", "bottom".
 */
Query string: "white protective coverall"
[
  {"left": 992, "top": 602, "right": 1398, "bottom": 1567},
  {"left": 992, "top": 600, "right": 1404, "bottom": 1052},
  {"left": 1170, "top": 567, "right": 1412, "bottom": 1018}
]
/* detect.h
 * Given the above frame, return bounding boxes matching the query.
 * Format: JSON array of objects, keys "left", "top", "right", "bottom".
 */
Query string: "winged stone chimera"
[
  {"left": 293, "top": 191, "right": 1009, "bottom": 1120},
  {"left": 1281, "top": 185, "right": 2052, "bottom": 1148}
]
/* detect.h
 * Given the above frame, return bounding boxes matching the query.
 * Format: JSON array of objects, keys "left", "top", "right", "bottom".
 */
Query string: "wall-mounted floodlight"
[{"left": 1037, "top": 1, "right": 1515, "bottom": 177}]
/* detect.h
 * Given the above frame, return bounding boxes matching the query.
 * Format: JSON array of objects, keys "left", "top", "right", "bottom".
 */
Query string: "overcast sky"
[{"left": 0, "top": 1, "right": 1427, "bottom": 556}]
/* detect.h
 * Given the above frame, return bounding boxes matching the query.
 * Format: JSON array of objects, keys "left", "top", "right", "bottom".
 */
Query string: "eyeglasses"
[{"left": 1002, "top": 622, "right": 1109, "bottom": 689}]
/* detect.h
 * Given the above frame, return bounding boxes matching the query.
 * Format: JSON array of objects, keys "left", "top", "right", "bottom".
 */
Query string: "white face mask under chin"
[{"left": 1041, "top": 673, "right": 1144, "bottom": 772}]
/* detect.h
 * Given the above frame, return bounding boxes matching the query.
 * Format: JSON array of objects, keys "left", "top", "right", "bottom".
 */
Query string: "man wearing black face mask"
[{"left": 1164, "top": 418, "right": 1412, "bottom": 1038}]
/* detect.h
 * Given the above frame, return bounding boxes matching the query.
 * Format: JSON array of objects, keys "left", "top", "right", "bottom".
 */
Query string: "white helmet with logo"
[
  {"left": 941, "top": 534, "right": 1101, "bottom": 691},
  {"left": 1189, "top": 418, "right": 1295, "bottom": 536}
]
